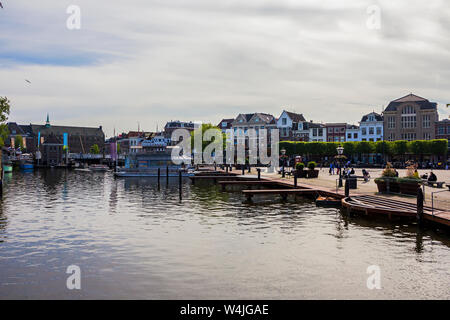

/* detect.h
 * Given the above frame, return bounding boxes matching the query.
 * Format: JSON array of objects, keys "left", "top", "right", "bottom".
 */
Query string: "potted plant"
[
  {"left": 375, "top": 162, "right": 399, "bottom": 193},
  {"left": 295, "top": 162, "right": 307, "bottom": 178},
  {"left": 397, "top": 164, "right": 421, "bottom": 195},
  {"left": 306, "top": 161, "right": 319, "bottom": 178}
]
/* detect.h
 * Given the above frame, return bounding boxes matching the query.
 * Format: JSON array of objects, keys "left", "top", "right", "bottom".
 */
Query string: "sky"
[{"left": 0, "top": 0, "right": 449, "bottom": 138}]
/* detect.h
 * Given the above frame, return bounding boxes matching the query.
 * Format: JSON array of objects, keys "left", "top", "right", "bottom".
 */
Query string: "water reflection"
[{"left": 0, "top": 170, "right": 449, "bottom": 299}]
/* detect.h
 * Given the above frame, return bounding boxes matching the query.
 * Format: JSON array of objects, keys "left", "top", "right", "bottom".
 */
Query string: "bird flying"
[
  {"left": 0, "top": 2, "right": 3, "bottom": 9},
  {"left": 25, "top": 79, "right": 31, "bottom": 84}
]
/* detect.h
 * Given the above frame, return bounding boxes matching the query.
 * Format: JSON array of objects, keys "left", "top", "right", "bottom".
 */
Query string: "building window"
[
  {"left": 401, "top": 133, "right": 416, "bottom": 141},
  {"left": 423, "top": 132, "right": 431, "bottom": 140},
  {"left": 334, "top": 128, "right": 339, "bottom": 133},
  {"left": 388, "top": 133, "right": 395, "bottom": 141},
  {"left": 347, "top": 133, "right": 351, "bottom": 139},
  {"left": 369, "top": 127, "right": 374, "bottom": 135},
  {"left": 376, "top": 127, "right": 381, "bottom": 135},
  {"left": 318, "top": 128, "right": 323, "bottom": 136},
  {"left": 402, "top": 105, "right": 415, "bottom": 114},
  {"left": 361, "top": 128, "right": 367, "bottom": 135},
  {"left": 388, "top": 117, "right": 395, "bottom": 129},
  {"left": 422, "top": 115, "right": 430, "bottom": 128},
  {"left": 438, "top": 126, "right": 445, "bottom": 135},
  {"left": 354, "top": 133, "right": 358, "bottom": 139},
  {"left": 401, "top": 115, "right": 416, "bottom": 128},
  {"left": 282, "top": 118, "right": 287, "bottom": 125}
]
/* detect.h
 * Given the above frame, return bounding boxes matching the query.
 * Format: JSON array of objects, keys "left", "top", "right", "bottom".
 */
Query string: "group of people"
[{"left": 420, "top": 171, "right": 438, "bottom": 182}]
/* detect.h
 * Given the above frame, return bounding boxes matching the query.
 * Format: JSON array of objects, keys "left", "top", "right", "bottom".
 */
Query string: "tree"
[
  {"left": 14, "top": 134, "right": 24, "bottom": 150},
  {"left": 90, "top": 144, "right": 100, "bottom": 154},
  {"left": 429, "top": 139, "right": 448, "bottom": 156},
  {"left": 0, "top": 96, "right": 11, "bottom": 147},
  {"left": 190, "top": 123, "right": 225, "bottom": 153}
]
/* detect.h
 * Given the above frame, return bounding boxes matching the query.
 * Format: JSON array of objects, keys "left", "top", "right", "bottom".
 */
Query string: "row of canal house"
[{"left": 217, "top": 93, "right": 449, "bottom": 163}]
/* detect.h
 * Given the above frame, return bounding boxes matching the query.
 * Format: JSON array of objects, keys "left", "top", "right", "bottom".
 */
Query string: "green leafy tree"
[
  {"left": 429, "top": 139, "right": 448, "bottom": 156},
  {"left": 190, "top": 123, "right": 225, "bottom": 153},
  {"left": 14, "top": 134, "right": 24, "bottom": 150},
  {"left": 0, "top": 96, "right": 11, "bottom": 147},
  {"left": 90, "top": 144, "right": 100, "bottom": 154},
  {"left": 343, "top": 142, "right": 355, "bottom": 157}
]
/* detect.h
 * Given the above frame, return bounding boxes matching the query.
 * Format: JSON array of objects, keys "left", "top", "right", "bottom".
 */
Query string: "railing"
[{"left": 430, "top": 189, "right": 449, "bottom": 216}]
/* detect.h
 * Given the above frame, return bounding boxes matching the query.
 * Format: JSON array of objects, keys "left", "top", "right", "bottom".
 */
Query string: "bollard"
[
  {"left": 248, "top": 165, "right": 251, "bottom": 173},
  {"left": 158, "top": 167, "right": 161, "bottom": 181},
  {"left": 294, "top": 175, "right": 297, "bottom": 188},
  {"left": 417, "top": 188, "right": 424, "bottom": 225},
  {"left": 166, "top": 165, "right": 169, "bottom": 179},
  {"left": 229, "top": 165, "right": 232, "bottom": 172},
  {"left": 242, "top": 167, "right": 245, "bottom": 175},
  {"left": 345, "top": 178, "right": 350, "bottom": 197},
  {"left": 257, "top": 168, "right": 261, "bottom": 180},
  {"left": 179, "top": 170, "right": 182, "bottom": 200},
  {"left": 226, "top": 166, "right": 229, "bottom": 173}
]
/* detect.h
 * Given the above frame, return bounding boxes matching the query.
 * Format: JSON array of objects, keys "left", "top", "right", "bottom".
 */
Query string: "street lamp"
[
  {"left": 336, "top": 145, "right": 344, "bottom": 187},
  {"left": 281, "top": 148, "right": 286, "bottom": 178}
]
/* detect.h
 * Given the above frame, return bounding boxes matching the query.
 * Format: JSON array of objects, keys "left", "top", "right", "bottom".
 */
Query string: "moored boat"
[
  {"left": 3, "top": 164, "right": 13, "bottom": 173},
  {"left": 20, "top": 161, "right": 34, "bottom": 171},
  {"left": 89, "top": 164, "right": 110, "bottom": 172}
]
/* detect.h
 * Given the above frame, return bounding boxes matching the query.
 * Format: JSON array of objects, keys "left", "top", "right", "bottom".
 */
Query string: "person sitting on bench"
[
  {"left": 428, "top": 171, "right": 437, "bottom": 182},
  {"left": 362, "top": 169, "right": 370, "bottom": 182}
]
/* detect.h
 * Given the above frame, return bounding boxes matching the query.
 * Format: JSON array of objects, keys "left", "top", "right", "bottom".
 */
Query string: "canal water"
[{"left": 0, "top": 170, "right": 449, "bottom": 299}]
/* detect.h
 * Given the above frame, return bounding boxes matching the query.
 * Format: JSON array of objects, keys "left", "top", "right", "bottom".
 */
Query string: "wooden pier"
[
  {"left": 242, "top": 188, "right": 321, "bottom": 201},
  {"left": 193, "top": 168, "right": 450, "bottom": 229}
]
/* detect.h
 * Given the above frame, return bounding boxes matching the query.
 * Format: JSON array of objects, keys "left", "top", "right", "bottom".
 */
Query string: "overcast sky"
[{"left": 1, "top": 0, "right": 449, "bottom": 137}]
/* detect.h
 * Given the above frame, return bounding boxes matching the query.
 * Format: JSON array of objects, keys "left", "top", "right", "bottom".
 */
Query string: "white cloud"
[{"left": 0, "top": 0, "right": 449, "bottom": 136}]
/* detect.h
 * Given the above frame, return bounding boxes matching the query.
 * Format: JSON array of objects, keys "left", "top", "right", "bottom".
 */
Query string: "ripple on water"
[{"left": 0, "top": 171, "right": 449, "bottom": 299}]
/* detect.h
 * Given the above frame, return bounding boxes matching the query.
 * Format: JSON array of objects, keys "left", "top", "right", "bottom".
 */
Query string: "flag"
[
  {"left": 38, "top": 131, "right": 41, "bottom": 147},
  {"left": 63, "top": 133, "right": 68, "bottom": 150}
]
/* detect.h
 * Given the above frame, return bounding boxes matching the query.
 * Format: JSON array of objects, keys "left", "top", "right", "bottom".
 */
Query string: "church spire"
[{"left": 45, "top": 113, "right": 50, "bottom": 128}]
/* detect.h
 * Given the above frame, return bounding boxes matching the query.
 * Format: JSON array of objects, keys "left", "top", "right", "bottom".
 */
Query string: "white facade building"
[
  {"left": 276, "top": 110, "right": 307, "bottom": 141},
  {"left": 345, "top": 125, "right": 360, "bottom": 142},
  {"left": 359, "top": 112, "right": 383, "bottom": 141}
]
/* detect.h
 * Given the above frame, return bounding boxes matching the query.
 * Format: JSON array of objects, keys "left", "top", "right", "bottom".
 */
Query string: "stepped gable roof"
[
  {"left": 385, "top": 93, "right": 437, "bottom": 112},
  {"left": 285, "top": 111, "right": 306, "bottom": 123},
  {"left": 361, "top": 112, "right": 383, "bottom": 122}
]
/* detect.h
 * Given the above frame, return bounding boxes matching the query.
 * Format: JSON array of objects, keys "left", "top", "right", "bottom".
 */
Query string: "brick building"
[{"left": 383, "top": 94, "right": 438, "bottom": 141}]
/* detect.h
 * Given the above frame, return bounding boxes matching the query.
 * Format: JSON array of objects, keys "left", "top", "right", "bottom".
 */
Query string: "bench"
[{"left": 427, "top": 181, "right": 445, "bottom": 188}]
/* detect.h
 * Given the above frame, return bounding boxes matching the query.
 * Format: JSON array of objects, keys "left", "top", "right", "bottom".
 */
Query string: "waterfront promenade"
[{"left": 252, "top": 167, "right": 450, "bottom": 211}]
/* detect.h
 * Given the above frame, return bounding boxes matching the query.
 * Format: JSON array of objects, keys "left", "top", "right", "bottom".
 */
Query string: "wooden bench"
[{"left": 427, "top": 181, "right": 445, "bottom": 188}]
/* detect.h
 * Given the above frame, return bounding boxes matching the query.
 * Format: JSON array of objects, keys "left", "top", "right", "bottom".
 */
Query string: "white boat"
[
  {"left": 89, "top": 164, "right": 110, "bottom": 172},
  {"left": 114, "top": 150, "right": 193, "bottom": 177}
]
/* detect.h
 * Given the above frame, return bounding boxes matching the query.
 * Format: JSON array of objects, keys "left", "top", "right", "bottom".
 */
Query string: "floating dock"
[{"left": 193, "top": 167, "right": 450, "bottom": 229}]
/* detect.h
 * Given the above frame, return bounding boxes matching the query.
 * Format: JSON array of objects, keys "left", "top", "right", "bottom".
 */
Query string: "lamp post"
[
  {"left": 336, "top": 145, "right": 344, "bottom": 187},
  {"left": 281, "top": 148, "right": 286, "bottom": 178}
]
